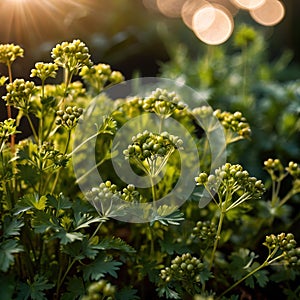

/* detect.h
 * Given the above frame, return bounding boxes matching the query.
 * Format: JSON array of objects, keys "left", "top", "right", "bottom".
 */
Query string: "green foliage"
[{"left": 0, "top": 29, "right": 299, "bottom": 300}]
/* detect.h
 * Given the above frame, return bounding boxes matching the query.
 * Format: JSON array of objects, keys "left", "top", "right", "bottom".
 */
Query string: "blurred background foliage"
[
  {"left": 0, "top": 0, "right": 299, "bottom": 177},
  {"left": 0, "top": 0, "right": 299, "bottom": 79}
]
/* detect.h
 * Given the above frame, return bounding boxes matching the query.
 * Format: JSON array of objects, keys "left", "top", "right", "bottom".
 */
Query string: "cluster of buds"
[
  {"left": 264, "top": 233, "right": 296, "bottom": 252},
  {"left": 143, "top": 88, "right": 186, "bottom": 119},
  {"left": 80, "top": 63, "right": 124, "bottom": 94},
  {"left": 160, "top": 253, "right": 204, "bottom": 284},
  {"left": 51, "top": 39, "right": 93, "bottom": 75},
  {"left": 264, "top": 233, "right": 300, "bottom": 267},
  {"left": 264, "top": 158, "right": 284, "bottom": 176},
  {"left": 123, "top": 130, "right": 183, "bottom": 162},
  {"left": 286, "top": 161, "right": 300, "bottom": 178},
  {"left": 3, "top": 79, "right": 36, "bottom": 112},
  {"left": 56, "top": 106, "right": 84, "bottom": 130},
  {"left": 195, "top": 163, "right": 265, "bottom": 210},
  {"left": 30, "top": 62, "right": 58, "bottom": 82},
  {"left": 0, "top": 43, "right": 24, "bottom": 66},
  {"left": 213, "top": 110, "right": 251, "bottom": 141},
  {"left": 121, "top": 183, "right": 144, "bottom": 203},
  {"left": 191, "top": 220, "right": 216, "bottom": 242},
  {"left": 87, "top": 181, "right": 120, "bottom": 205},
  {"left": 0, "top": 119, "right": 17, "bottom": 145},
  {"left": 82, "top": 279, "right": 116, "bottom": 300},
  {"left": 39, "top": 142, "right": 69, "bottom": 168}
]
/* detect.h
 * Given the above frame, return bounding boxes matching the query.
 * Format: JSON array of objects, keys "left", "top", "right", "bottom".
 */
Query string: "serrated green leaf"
[
  {"left": 116, "top": 286, "right": 140, "bottom": 300},
  {"left": 82, "top": 254, "right": 122, "bottom": 281},
  {"left": 15, "top": 193, "right": 46, "bottom": 214},
  {"left": 52, "top": 229, "right": 84, "bottom": 245},
  {"left": 253, "top": 269, "right": 269, "bottom": 288},
  {"left": 95, "top": 237, "right": 136, "bottom": 254},
  {"left": 17, "top": 275, "right": 53, "bottom": 300},
  {"left": 159, "top": 233, "right": 189, "bottom": 255},
  {"left": 61, "top": 276, "right": 85, "bottom": 300},
  {"left": 17, "top": 164, "right": 39, "bottom": 186},
  {"left": 74, "top": 214, "right": 105, "bottom": 230},
  {"left": 32, "top": 211, "right": 58, "bottom": 233},
  {"left": 2, "top": 216, "right": 24, "bottom": 238},
  {"left": 0, "top": 239, "right": 23, "bottom": 272},
  {"left": 63, "top": 239, "right": 99, "bottom": 260},
  {"left": 245, "top": 275, "right": 255, "bottom": 289},
  {"left": 157, "top": 285, "right": 180, "bottom": 299},
  {"left": 46, "top": 194, "right": 72, "bottom": 211}
]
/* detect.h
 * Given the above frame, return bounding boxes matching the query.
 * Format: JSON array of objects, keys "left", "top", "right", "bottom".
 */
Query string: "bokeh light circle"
[
  {"left": 156, "top": 0, "right": 187, "bottom": 18},
  {"left": 181, "top": 0, "right": 212, "bottom": 29},
  {"left": 231, "top": 0, "right": 265, "bottom": 10},
  {"left": 192, "top": 5, "right": 234, "bottom": 45},
  {"left": 72, "top": 78, "right": 227, "bottom": 223},
  {"left": 250, "top": 0, "right": 285, "bottom": 26}
]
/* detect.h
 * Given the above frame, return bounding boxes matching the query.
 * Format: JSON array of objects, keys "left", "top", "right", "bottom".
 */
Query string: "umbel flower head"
[
  {"left": 80, "top": 63, "right": 124, "bottom": 94},
  {"left": 3, "top": 79, "right": 36, "bottom": 113},
  {"left": 30, "top": 62, "right": 58, "bottom": 82},
  {"left": 195, "top": 163, "right": 265, "bottom": 211},
  {"left": 56, "top": 106, "right": 84, "bottom": 130},
  {"left": 51, "top": 39, "right": 93, "bottom": 76},
  {"left": 143, "top": 88, "right": 186, "bottom": 119},
  {"left": 123, "top": 130, "right": 183, "bottom": 177},
  {"left": 0, "top": 43, "right": 24, "bottom": 66}
]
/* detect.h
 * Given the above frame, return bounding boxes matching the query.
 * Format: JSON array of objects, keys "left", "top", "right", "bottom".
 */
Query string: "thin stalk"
[
  {"left": 51, "top": 130, "right": 71, "bottom": 194},
  {"left": 218, "top": 247, "right": 283, "bottom": 299},
  {"left": 209, "top": 207, "right": 226, "bottom": 270},
  {"left": 56, "top": 258, "right": 76, "bottom": 296},
  {"left": 279, "top": 188, "right": 300, "bottom": 207},
  {"left": 7, "top": 62, "right": 15, "bottom": 152},
  {"left": 38, "top": 79, "right": 45, "bottom": 147},
  {"left": 25, "top": 114, "right": 39, "bottom": 142}
]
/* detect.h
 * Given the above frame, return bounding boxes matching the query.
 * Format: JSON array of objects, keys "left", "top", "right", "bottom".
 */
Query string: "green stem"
[
  {"left": 56, "top": 258, "right": 76, "bottom": 296},
  {"left": 218, "top": 248, "right": 283, "bottom": 299},
  {"left": 25, "top": 114, "right": 39, "bottom": 142},
  {"left": 279, "top": 188, "right": 300, "bottom": 207},
  {"left": 38, "top": 79, "right": 45, "bottom": 147},
  {"left": 51, "top": 130, "right": 71, "bottom": 194},
  {"left": 209, "top": 207, "right": 226, "bottom": 270},
  {"left": 7, "top": 62, "right": 15, "bottom": 152}
]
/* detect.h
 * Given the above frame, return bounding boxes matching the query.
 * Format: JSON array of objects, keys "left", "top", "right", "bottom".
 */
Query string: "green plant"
[{"left": 0, "top": 37, "right": 299, "bottom": 300}]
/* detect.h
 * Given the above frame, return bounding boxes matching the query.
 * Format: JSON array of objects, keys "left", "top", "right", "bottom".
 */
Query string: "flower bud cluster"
[
  {"left": 121, "top": 184, "right": 143, "bottom": 202},
  {"left": 195, "top": 163, "right": 265, "bottom": 202},
  {"left": 143, "top": 88, "right": 186, "bottom": 118},
  {"left": 286, "top": 161, "right": 300, "bottom": 178},
  {"left": 39, "top": 142, "right": 69, "bottom": 168},
  {"left": 264, "top": 233, "right": 300, "bottom": 267},
  {"left": 56, "top": 106, "right": 84, "bottom": 130},
  {"left": 3, "top": 79, "right": 36, "bottom": 111},
  {"left": 264, "top": 158, "right": 284, "bottom": 174},
  {"left": 213, "top": 110, "right": 251, "bottom": 139},
  {"left": 0, "top": 119, "right": 17, "bottom": 143},
  {"left": 51, "top": 39, "right": 93, "bottom": 74},
  {"left": 191, "top": 220, "right": 216, "bottom": 241},
  {"left": 264, "top": 233, "right": 296, "bottom": 252},
  {"left": 30, "top": 62, "right": 58, "bottom": 82},
  {"left": 0, "top": 43, "right": 24, "bottom": 65},
  {"left": 160, "top": 253, "right": 204, "bottom": 284},
  {"left": 123, "top": 130, "right": 183, "bottom": 162},
  {"left": 80, "top": 63, "right": 124, "bottom": 93},
  {"left": 88, "top": 181, "right": 143, "bottom": 206},
  {"left": 87, "top": 181, "right": 120, "bottom": 206},
  {"left": 82, "top": 279, "right": 116, "bottom": 300}
]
